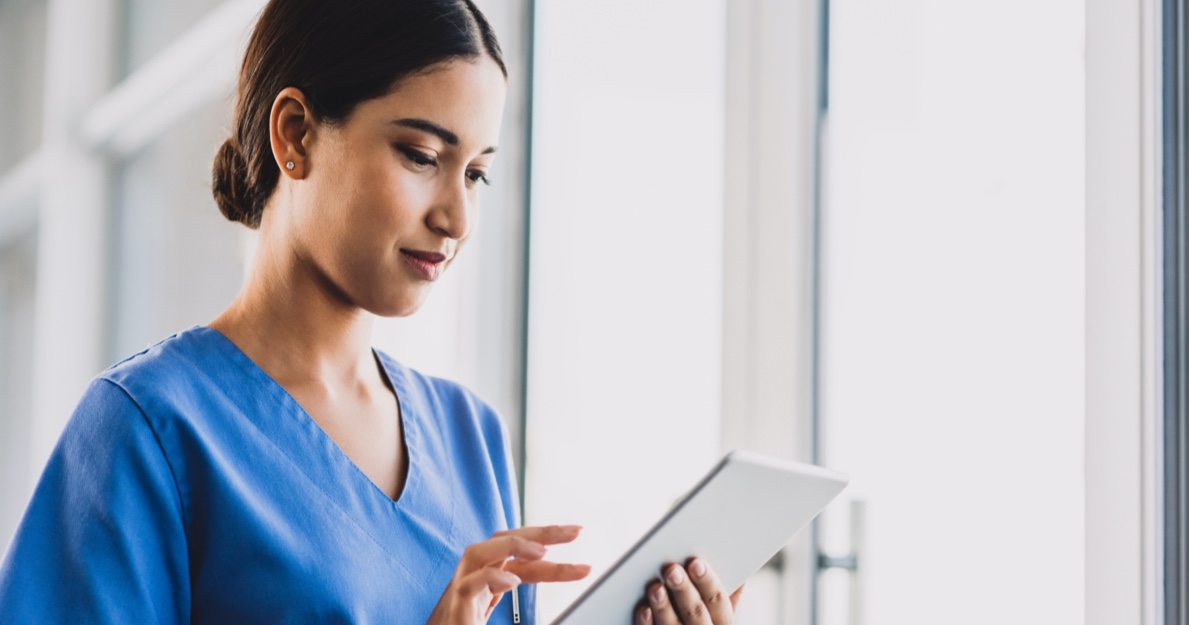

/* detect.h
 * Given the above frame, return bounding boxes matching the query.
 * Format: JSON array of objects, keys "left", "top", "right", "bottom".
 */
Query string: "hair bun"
[{"left": 211, "top": 138, "right": 259, "bottom": 228}]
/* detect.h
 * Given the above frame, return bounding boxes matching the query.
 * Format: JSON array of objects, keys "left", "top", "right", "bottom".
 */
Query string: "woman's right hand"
[{"left": 426, "top": 525, "right": 591, "bottom": 625}]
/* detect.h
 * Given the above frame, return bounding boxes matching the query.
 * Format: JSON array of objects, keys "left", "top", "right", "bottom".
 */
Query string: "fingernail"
[
  {"left": 650, "top": 584, "right": 666, "bottom": 605},
  {"left": 641, "top": 607, "right": 653, "bottom": 623},
  {"left": 528, "top": 541, "right": 547, "bottom": 557},
  {"left": 666, "top": 565, "right": 684, "bottom": 587},
  {"left": 689, "top": 559, "right": 707, "bottom": 579}
]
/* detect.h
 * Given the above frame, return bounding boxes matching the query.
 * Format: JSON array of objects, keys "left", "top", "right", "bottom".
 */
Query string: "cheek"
[
  {"left": 328, "top": 177, "right": 434, "bottom": 282},
  {"left": 328, "top": 168, "right": 424, "bottom": 235},
  {"left": 299, "top": 145, "right": 436, "bottom": 264},
  {"left": 353, "top": 159, "right": 435, "bottom": 225}
]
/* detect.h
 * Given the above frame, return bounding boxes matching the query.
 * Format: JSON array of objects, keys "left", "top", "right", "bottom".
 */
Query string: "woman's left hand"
[{"left": 636, "top": 558, "right": 745, "bottom": 625}]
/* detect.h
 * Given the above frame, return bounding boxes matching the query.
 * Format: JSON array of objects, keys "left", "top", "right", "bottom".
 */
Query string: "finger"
[
  {"left": 729, "top": 584, "right": 745, "bottom": 610},
  {"left": 662, "top": 563, "right": 714, "bottom": 625},
  {"left": 635, "top": 603, "right": 654, "bottom": 625},
  {"left": 485, "top": 592, "right": 503, "bottom": 620},
  {"left": 460, "top": 536, "right": 546, "bottom": 572},
  {"left": 456, "top": 567, "right": 522, "bottom": 599},
  {"left": 503, "top": 560, "right": 592, "bottom": 584},
  {"left": 646, "top": 580, "right": 682, "bottom": 625},
  {"left": 492, "top": 524, "right": 583, "bottom": 546},
  {"left": 684, "top": 558, "right": 733, "bottom": 624}
]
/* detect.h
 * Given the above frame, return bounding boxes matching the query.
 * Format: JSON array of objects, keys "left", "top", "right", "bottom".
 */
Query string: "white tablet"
[{"left": 550, "top": 450, "right": 848, "bottom": 625}]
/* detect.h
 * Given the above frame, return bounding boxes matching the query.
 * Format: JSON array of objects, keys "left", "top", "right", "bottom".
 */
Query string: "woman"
[{"left": 0, "top": 1, "right": 741, "bottom": 623}]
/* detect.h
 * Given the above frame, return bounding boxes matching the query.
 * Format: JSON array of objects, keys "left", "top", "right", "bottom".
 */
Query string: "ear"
[{"left": 269, "top": 87, "right": 314, "bottom": 179}]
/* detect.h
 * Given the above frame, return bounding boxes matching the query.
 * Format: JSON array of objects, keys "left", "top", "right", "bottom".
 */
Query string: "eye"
[
  {"left": 395, "top": 145, "right": 437, "bottom": 170},
  {"left": 466, "top": 169, "right": 492, "bottom": 187}
]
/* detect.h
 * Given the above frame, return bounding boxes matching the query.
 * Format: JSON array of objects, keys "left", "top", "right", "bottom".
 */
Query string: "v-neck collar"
[
  {"left": 185, "top": 326, "right": 461, "bottom": 586},
  {"left": 196, "top": 325, "right": 424, "bottom": 510}
]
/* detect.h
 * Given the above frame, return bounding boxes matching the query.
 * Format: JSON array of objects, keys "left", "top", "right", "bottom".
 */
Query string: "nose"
[{"left": 425, "top": 176, "right": 473, "bottom": 241}]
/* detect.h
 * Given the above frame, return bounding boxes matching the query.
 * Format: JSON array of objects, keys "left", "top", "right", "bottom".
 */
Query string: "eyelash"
[
  {"left": 467, "top": 170, "right": 492, "bottom": 186},
  {"left": 396, "top": 145, "right": 436, "bottom": 168},
  {"left": 395, "top": 145, "right": 491, "bottom": 187}
]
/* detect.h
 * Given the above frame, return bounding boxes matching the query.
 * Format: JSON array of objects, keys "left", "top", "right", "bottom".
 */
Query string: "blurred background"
[{"left": 0, "top": 1, "right": 1185, "bottom": 624}]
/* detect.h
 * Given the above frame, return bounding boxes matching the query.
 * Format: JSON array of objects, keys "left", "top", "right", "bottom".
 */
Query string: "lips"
[{"left": 400, "top": 249, "right": 447, "bottom": 281}]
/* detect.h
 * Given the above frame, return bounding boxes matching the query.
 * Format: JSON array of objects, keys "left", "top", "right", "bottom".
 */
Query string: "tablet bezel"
[{"left": 548, "top": 450, "right": 848, "bottom": 625}]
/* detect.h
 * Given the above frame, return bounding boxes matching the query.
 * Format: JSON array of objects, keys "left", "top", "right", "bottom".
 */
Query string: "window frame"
[{"left": 1159, "top": 0, "right": 1189, "bottom": 623}]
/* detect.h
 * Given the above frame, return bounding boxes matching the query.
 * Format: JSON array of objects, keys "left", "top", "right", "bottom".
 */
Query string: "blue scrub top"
[{"left": 0, "top": 326, "right": 535, "bottom": 624}]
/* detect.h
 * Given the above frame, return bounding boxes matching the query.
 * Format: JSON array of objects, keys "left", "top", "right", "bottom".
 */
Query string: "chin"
[{"left": 370, "top": 294, "right": 430, "bottom": 318}]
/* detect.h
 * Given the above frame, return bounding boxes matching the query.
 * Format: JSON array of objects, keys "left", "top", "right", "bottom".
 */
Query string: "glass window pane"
[
  {"left": 0, "top": 233, "right": 38, "bottom": 553},
  {"left": 523, "top": 1, "right": 726, "bottom": 620},
  {"left": 109, "top": 101, "right": 243, "bottom": 361},
  {"left": 819, "top": 1, "right": 1085, "bottom": 623},
  {"left": 0, "top": 0, "right": 48, "bottom": 172},
  {"left": 118, "top": 0, "right": 227, "bottom": 78}
]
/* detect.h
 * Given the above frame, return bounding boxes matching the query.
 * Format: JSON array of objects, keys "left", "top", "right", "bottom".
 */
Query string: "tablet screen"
[{"left": 550, "top": 450, "right": 848, "bottom": 625}]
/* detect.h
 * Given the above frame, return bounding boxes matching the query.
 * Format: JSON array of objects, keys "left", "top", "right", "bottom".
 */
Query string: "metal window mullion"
[
  {"left": 1087, "top": 0, "right": 1155, "bottom": 621},
  {"left": 515, "top": 0, "right": 537, "bottom": 522},
  {"left": 1160, "top": 0, "right": 1189, "bottom": 623}
]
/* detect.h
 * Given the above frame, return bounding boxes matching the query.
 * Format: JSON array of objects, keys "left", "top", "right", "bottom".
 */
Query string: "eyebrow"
[{"left": 391, "top": 118, "right": 497, "bottom": 154}]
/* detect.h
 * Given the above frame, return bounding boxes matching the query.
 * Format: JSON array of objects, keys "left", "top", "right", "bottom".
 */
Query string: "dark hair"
[{"left": 212, "top": 0, "right": 506, "bottom": 228}]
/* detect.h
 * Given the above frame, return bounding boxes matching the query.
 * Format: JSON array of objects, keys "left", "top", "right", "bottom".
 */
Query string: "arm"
[{"left": 0, "top": 379, "right": 190, "bottom": 623}]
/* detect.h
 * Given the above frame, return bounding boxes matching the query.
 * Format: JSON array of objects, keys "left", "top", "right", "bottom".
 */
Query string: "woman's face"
[{"left": 288, "top": 58, "right": 507, "bottom": 317}]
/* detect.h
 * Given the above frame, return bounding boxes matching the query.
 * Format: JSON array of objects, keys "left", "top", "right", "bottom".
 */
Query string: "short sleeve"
[{"left": 0, "top": 378, "right": 190, "bottom": 623}]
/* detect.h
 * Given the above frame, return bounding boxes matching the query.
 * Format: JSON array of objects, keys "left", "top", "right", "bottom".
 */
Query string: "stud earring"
[{"left": 285, "top": 161, "right": 295, "bottom": 171}]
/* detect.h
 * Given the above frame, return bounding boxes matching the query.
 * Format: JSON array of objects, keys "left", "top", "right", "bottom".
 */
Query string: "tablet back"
[{"left": 550, "top": 450, "right": 848, "bottom": 625}]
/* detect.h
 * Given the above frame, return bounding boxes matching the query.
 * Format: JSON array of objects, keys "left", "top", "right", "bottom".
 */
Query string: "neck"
[{"left": 210, "top": 226, "right": 379, "bottom": 390}]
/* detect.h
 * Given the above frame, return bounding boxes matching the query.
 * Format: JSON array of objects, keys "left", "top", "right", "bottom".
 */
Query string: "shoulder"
[
  {"left": 98, "top": 326, "right": 242, "bottom": 403},
  {"left": 101, "top": 326, "right": 226, "bottom": 392},
  {"left": 82, "top": 326, "right": 243, "bottom": 440}
]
